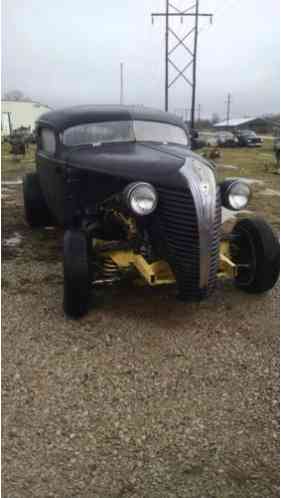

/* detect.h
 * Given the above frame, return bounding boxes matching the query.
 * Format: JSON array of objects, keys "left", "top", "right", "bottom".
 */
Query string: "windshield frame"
[{"left": 61, "top": 119, "right": 189, "bottom": 148}]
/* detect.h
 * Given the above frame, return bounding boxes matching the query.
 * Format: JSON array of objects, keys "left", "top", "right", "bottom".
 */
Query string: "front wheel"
[
  {"left": 63, "top": 230, "right": 91, "bottom": 318},
  {"left": 230, "top": 217, "right": 279, "bottom": 293}
]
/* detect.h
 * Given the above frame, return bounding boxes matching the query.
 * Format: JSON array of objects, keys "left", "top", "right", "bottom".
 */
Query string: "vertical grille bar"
[{"left": 208, "top": 187, "right": 221, "bottom": 294}]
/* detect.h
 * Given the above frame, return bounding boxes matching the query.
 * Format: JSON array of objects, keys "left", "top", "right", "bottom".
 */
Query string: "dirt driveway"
[{"left": 2, "top": 151, "right": 280, "bottom": 498}]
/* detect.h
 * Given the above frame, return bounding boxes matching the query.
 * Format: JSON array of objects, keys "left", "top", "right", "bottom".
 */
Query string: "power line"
[
  {"left": 198, "top": 0, "right": 241, "bottom": 36},
  {"left": 151, "top": 0, "right": 213, "bottom": 130}
]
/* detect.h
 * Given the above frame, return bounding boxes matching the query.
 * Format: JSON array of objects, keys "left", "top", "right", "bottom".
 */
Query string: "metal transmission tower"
[{"left": 151, "top": 1, "right": 212, "bottom": 130}]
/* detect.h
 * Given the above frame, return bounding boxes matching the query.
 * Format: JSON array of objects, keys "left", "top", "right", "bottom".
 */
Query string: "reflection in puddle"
[
  {"left": 2, "top": 187, "right": 12, "bottom": 198},
  {"left": 2, "top": 180, "right": 22, "bottom": 186},
  {"left": 4, "top": 233, "right": 22, "bottom": 247},
  {"left": 217, "top": 164, "right": 238, "bottom": 170}
]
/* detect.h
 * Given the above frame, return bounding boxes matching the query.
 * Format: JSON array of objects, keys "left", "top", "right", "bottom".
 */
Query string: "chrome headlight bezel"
[
  {"left": 221, "top": 179, "right": 251, "bottom": 211},
  {"left": 123, "top": 182, "right": 158, "bottom": 216}
]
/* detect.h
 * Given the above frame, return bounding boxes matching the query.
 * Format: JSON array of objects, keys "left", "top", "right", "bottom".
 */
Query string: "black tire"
[
  {"left": 23, "top": 172, "right": 55, "bottom": 228},
  {"left": 63, "top": 230, "right": 91, "bottom": 318},
  {"left": 230, "top": 217, "right": 279, "bottom": 293}
]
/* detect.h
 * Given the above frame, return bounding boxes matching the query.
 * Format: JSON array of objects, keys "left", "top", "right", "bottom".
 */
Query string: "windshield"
[
  {"left": 62, "top": 120, "right": 188, "bottom": 147},
  {"left": 241, "top": 130, "right": 257, "bottom": 137}
]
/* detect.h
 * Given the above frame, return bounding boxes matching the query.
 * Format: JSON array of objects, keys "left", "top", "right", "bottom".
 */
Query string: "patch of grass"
[
  {"left": 1, "top": 144, "right": 36, "bottom": 180},
  {"left": 200, "top": 142, "right": 279, "bottom": 230},
  {"left": 215, "top": 144, "right": 278, "bottom": 180}
]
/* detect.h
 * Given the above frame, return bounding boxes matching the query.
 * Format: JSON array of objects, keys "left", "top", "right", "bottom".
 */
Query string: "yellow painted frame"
[
  {"left": 218, "top": 240, "right": 237, "bottom": 279},
  {"left": 107, "top": 251, "right": 176, "bottom": 285},
  {"left": 96, "top": 240, "right": 237, "bottom": 286}
]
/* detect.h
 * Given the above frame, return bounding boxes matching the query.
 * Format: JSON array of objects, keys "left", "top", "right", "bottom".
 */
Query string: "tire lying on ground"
[
  {"left": 23, "top": 172, "right": 55, "bottom": 228},
  {"left": 230, "top": 217, "right": 280, "bottom": 293},
  {"left": 63, "top": 229, "right": 91, "bottom": 318}
]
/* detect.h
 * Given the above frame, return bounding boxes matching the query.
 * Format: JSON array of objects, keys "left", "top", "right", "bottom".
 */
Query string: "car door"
[{"left": 36, "top": 126, "right": 66, "bottom": 223}]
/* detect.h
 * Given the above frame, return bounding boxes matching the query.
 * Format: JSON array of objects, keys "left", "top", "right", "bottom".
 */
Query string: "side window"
[{"left": 41, "top": 128, "right": 56, "bottom": 155}]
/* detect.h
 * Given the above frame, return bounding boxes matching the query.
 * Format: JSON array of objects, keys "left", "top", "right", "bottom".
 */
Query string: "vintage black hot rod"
[{"left": 23, "top": 105, "right": 279, "bottom": 318}]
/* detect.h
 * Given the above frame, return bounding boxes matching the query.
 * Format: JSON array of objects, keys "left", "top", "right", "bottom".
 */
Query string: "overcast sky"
[{"left": 2, "top": 0, "right": 280, "bottom": 119}]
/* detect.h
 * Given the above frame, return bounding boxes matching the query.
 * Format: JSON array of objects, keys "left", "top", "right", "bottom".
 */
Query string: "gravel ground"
[{"left": 2, "top": 183, "right": 280, "bottom": 498}]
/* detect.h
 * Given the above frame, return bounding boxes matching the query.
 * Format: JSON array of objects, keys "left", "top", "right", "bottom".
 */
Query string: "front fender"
[{"left": 180, "top": 157, "right": 219, "bottom": 289}]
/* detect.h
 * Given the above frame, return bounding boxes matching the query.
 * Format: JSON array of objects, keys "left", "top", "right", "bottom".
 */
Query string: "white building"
[{"left": 1, "top": 100, "right": 52, "bottom": 136}]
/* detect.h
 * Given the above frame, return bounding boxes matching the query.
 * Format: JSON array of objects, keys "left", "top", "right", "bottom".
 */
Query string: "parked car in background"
[
  {"left": 23, "top": 105, "right": 279, "bottom": 318},
  {"left": 235, "top": 129, "right": 263, "bottom": 147},
  {"left": 216, "top": 132, "right": 239, "bottom": 148}
]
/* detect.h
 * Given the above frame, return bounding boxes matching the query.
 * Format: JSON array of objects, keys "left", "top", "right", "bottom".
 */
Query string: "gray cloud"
[{"left": 2, "top": 0, "right": 280, "bottom": 118}]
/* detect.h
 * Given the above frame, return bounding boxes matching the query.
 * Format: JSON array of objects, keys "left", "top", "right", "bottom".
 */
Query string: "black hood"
[{"left": 64, "top": 142, "right": 210, "bottom": 187}]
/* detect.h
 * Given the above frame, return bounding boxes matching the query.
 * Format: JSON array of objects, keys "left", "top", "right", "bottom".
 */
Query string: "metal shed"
[
  {"left": 213, "top": 117, "right": 259, "bottom": 129},
  {"left": 1, "top": 100, "right": 52, "bottom": 136}
]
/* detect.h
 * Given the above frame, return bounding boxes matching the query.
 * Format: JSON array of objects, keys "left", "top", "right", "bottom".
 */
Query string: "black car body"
[
  {"left": 23, "top": 105, "right": 279, "bottom": 317},
  {"left": 236, "top": 129, "right": 263, "bottom": 147}
]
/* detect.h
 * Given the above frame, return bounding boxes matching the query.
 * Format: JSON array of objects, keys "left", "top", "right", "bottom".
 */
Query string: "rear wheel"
[
  {"left": 63, "top": 230, "right": 91, "bottom": 318},
  {"left": 23, "top": 172, "right": 55, "bottom": 227},
  {"left": 230, "top": 217, "right": 279, "bottom": 293}
]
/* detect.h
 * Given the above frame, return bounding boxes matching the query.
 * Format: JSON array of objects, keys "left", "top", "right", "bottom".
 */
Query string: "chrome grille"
[{"left": 153, "top": 186, "right": 221, "bottom": 299}]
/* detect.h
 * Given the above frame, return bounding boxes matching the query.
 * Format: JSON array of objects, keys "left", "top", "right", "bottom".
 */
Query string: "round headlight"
[
  {"left": 227, "top": 181, "right": 251, "bottom": 210},
  {"left": 124, "top": 182, "right": 158, "bottom": 216}
]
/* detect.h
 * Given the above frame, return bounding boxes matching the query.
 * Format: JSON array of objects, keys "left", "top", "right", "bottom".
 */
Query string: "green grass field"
[
  {"left": 212, "top": 140, "right": 279, "bottom": 230},
  {"left": 2, "top": 142, "right": 36, "bottom": 180}
]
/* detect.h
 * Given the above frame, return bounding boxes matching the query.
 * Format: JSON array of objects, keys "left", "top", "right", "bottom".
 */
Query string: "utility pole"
[
  {"left": 165, "top": 0, "right": 169, "bottom": 111},
  {"left": 197, "top": 103, "right": 201, "bottom": 124},
  {"left": 120, "top": 62, "right": 124, "bottom": 105},
  {"left": 226, "top": 93, "right": 231, "bottom": 125},
  {"left": 151, "top": 1, "right": 212, "bottom": 128}
]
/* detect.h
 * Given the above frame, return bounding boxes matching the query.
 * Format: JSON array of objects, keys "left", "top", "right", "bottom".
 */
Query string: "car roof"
[{"left": 37, "top": 105, "right": 186, "bottom": 132}]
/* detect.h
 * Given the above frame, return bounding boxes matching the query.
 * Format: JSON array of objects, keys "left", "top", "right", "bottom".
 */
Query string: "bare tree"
[{"left": 4, "top": 90, "right": 31, "bottom": 101}]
